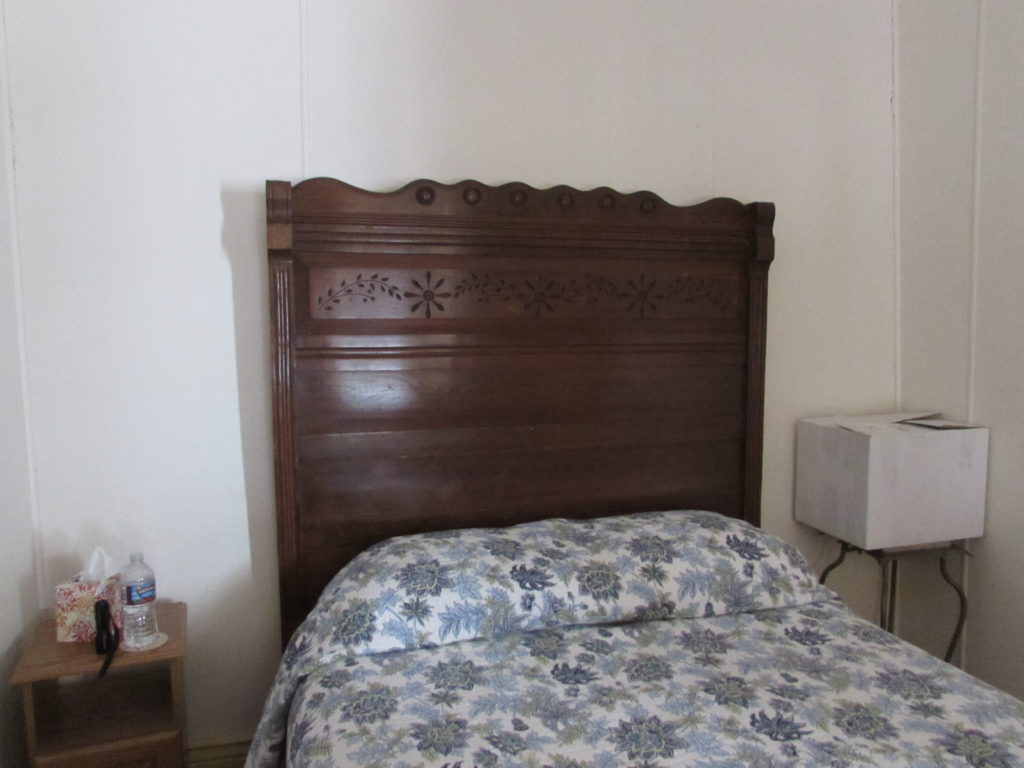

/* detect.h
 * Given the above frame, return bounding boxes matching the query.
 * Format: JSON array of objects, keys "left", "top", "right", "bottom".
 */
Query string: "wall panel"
[{"left": 5, "top": 0, "right": 303, "bottom": 744}]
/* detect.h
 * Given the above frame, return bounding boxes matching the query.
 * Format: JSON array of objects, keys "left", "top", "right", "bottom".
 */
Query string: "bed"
[{"left": 247, "top": 178, "right": 1024, "bottom": 767}]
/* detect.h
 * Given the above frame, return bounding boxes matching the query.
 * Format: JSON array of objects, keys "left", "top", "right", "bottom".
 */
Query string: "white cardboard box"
[{"left": 795, "top": 412, "right": 988, "bottom": 550}]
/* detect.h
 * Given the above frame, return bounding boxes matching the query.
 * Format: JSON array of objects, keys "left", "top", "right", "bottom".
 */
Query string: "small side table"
[
  {"left": 10, "top": 601, "right": 187, "bottom": 768},
  {"left": 820, "top": 542, "right": 967, "bottom": 662}
]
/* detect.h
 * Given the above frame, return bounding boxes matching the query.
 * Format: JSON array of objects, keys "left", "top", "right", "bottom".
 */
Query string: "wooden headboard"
[{"left": 267, "top": 178, "right": 774, "bottom": 642}]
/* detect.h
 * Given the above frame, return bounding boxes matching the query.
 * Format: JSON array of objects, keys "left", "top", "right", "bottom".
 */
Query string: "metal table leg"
[
  {"left": 939, "top": 547, "right": 969, "bottom": 663},
  {"left": 819, "top": 541, "right": 853, "bottom": 584},
  {"left": 819, "top": 540, "right": 969, "bottom": 664}
]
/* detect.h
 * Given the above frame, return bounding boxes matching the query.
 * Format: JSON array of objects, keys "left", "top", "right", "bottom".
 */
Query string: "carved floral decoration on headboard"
[{"left": 312, "top": 270, "right": 736, "bottom": 320}]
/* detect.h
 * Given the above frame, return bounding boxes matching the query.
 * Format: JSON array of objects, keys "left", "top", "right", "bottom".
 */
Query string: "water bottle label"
[{"left": 125, "top": 580, "right": 156, "bottom": 605}]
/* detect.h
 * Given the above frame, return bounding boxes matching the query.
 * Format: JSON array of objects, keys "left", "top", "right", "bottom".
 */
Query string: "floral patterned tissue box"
[{"left": 54, "top": 575, "right": 122, "bottom": 643}]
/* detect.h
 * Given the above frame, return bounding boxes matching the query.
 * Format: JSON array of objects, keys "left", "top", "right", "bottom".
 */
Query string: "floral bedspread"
[{"left": 246, "top": 511, "right": 1024, "bottom": 768}]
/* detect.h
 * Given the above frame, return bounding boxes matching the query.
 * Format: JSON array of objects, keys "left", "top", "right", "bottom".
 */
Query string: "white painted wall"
[
  {"left": 961, "top": 0, "right": 1024, "bottom": 698},
  {"left": 710, "top": 3, "right": 898, "bottom": 622},
  {"left": 896, "top": 0, "right": 1024, "bottom": 698},
  {"left": 3, "top": 0, "right": 302, "bottom": 749},
  {"left": 898, "top": 3, "right": 978, "bottom": 414},
  {"left": 895, "top": 0, "right": 980, "bottom": 663},
  {"left": 2, "top": 0, "right": 944, "bottom": 751},
  {"left": 0, "top": 6, "right": 36, "bottom": 764}
]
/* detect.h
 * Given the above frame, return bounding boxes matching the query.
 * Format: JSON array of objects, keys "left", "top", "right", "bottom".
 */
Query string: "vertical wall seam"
[
  {"left": 0, "top": 0, "right": 45, "bottom": 610},
  {"left": 890, "top": 0, "right": 905, "bottom": 637},
  {"left": 299, "top": 0, "right": 310, "bottom": 177},
  {"left": 891, "top": 0, "right": 903, "bottom": 412},
  {"left": 967, "top": 1, "right": 985, "bottom": 426},
  {"left": 709, "top": 0, "right": 717, "bottom": 198},
  {"left": 961, "top": 0, "right": 988, "bottom": 671}
]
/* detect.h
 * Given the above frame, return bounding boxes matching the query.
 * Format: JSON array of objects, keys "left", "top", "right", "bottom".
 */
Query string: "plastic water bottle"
[{"left": 120, "top": 552, "right": 159, "bottom": 650}]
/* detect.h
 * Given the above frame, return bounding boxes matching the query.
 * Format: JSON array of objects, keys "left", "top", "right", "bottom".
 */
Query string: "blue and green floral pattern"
[{"left": 246, "top": 511, "right": 1024, "bottom": 767}]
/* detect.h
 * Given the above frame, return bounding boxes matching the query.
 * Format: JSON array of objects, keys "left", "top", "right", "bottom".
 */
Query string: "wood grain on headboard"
[{"left": 267, "top": 178, "right": 774, "bottom": 642}]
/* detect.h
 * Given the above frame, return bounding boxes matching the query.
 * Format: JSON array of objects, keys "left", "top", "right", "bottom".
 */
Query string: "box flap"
[
  {"left": 900, "top": 417, "right": 982, "bottom": 430},
  {"left": 828, "top": 411, "right": 939, "bottom": 434}
]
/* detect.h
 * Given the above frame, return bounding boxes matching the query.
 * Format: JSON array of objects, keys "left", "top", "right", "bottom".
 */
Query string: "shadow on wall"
[{"left": 219, "top": 183, "right": 280, "bottom": 646}]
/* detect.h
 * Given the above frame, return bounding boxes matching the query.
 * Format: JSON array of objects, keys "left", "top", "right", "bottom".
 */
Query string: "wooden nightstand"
[{"left": 11, "top": 601, "right": 187, "bottom": 768}]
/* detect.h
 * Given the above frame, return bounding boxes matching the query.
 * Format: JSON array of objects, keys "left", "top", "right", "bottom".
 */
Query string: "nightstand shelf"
[{"left": 11, "top": 601, "right": 187, "bottom": 768}]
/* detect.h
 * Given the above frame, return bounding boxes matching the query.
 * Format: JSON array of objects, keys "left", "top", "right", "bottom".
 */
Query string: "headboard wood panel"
[{"left": 267, "top": 178, "right": 774, "bottom": 642}]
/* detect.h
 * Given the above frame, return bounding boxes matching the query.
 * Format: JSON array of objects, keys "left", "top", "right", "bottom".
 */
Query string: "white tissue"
[{"left": 80, "top": 546, "right": 119, "bottom": 583}]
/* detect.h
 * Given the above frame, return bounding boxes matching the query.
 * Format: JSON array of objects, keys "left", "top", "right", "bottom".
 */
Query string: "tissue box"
[
  {"left": 795, "top": 412, "right": 988, "bottom": 550},
  {"left": 55, "top": 575, "right": 122, "bottom": 643}
]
